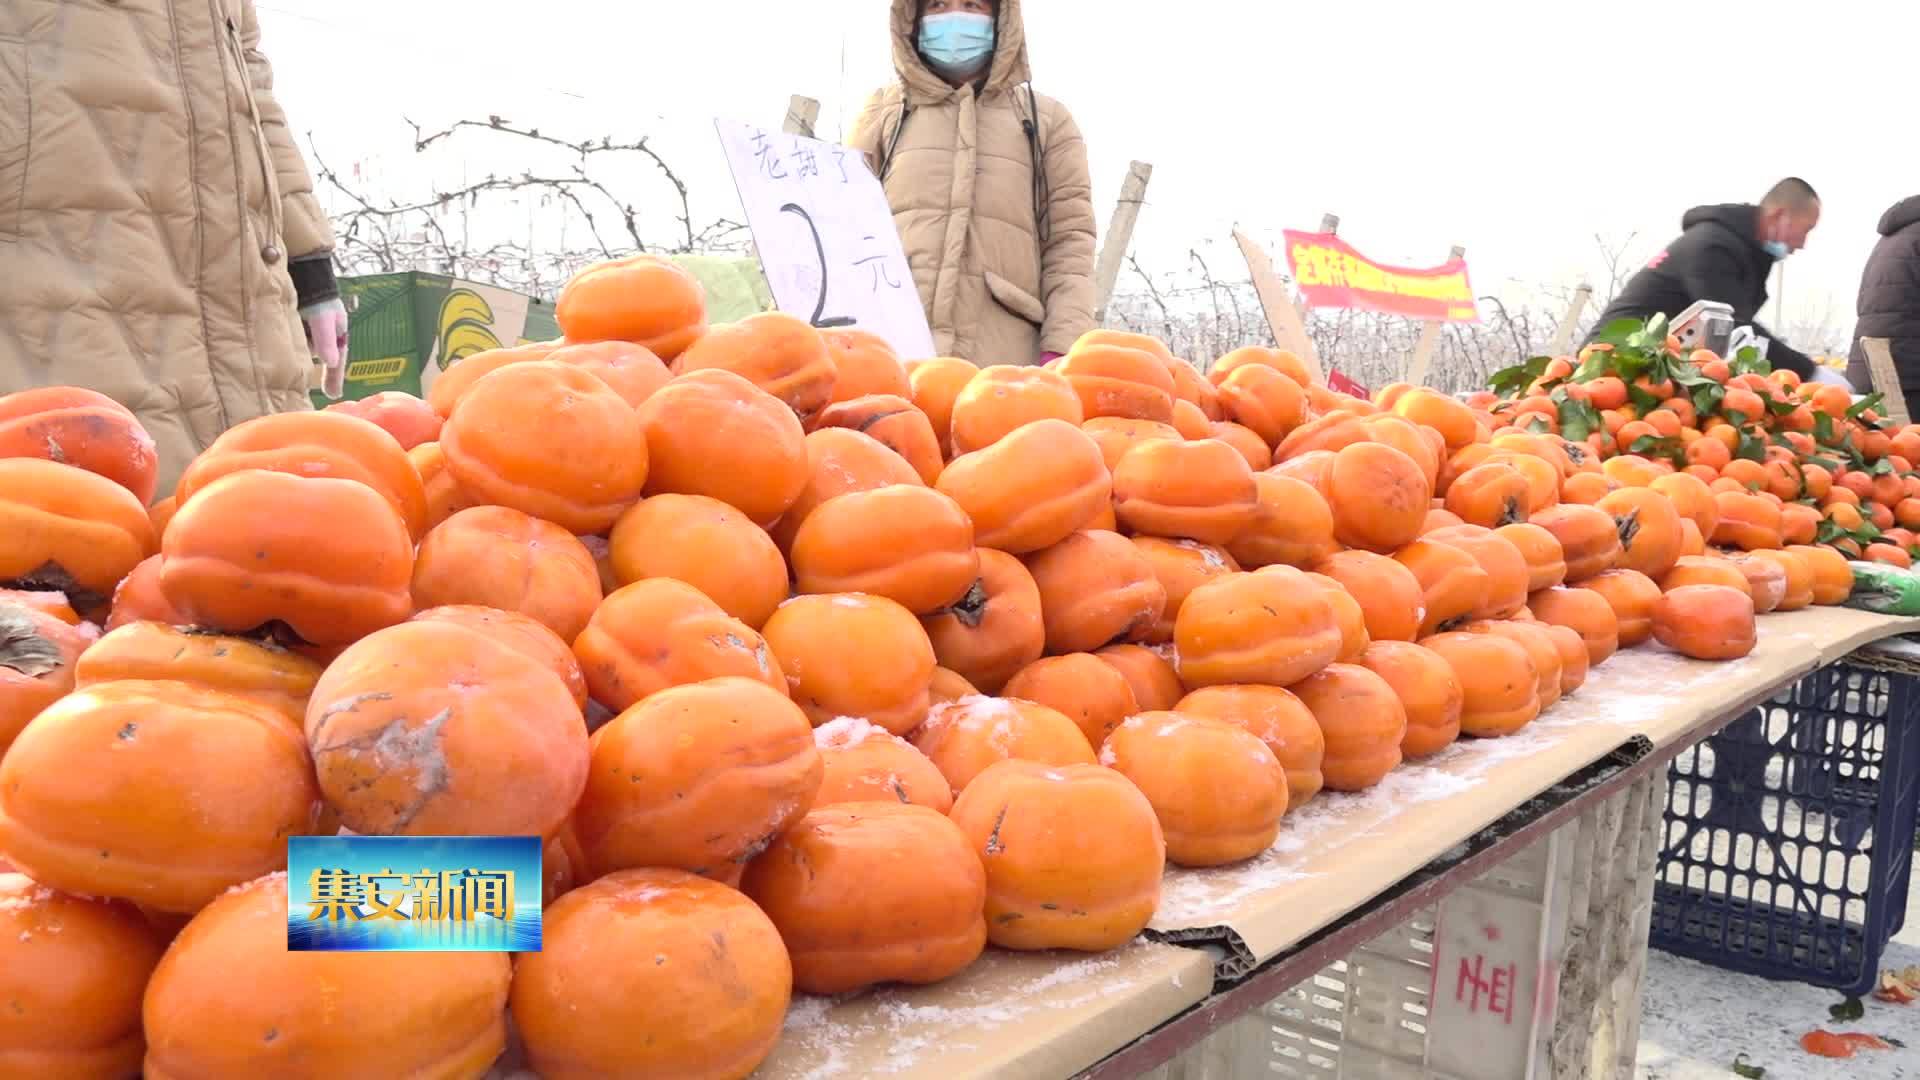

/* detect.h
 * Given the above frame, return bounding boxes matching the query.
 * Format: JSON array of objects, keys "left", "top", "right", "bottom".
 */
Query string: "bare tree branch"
[
  {"left": 310, "top": 118, "right": 748, "bottom": 300},
  {"left": 407, "top": 116, "right": 698, "bottom": 251},
  {"left": 1126, "top": 256, "right": 1177, "bottom": 344}
]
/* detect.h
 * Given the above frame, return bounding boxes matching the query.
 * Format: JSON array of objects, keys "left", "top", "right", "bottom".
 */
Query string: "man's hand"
[{"left": 301, "top": 298, "right": 350, "bottom": 400}]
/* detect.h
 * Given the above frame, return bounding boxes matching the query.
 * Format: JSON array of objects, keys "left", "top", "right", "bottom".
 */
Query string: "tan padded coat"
[
  {"left": 848, "top": 0, "right": 1096, "bottom": 367},
  {"left": 0, "top": 0, "right": 334, "bottom": 498}
]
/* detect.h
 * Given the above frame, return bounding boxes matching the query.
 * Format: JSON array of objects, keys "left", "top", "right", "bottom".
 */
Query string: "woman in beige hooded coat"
[
  {"left": 849, "top": 0, "right": 1096, "bottom": 367},
  {"left": 0, "top": 0, "right": 342, "bottom": 499}
]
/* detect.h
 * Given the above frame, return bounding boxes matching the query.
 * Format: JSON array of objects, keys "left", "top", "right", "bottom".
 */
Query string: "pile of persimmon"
[{"left": 0, "top": 258, "right": 1854, "bottom": 1079}]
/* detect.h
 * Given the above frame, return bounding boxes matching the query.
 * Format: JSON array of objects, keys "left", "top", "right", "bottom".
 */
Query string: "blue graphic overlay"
[{"left": 287, "top": 835, "right": 542, "bottom": 952}]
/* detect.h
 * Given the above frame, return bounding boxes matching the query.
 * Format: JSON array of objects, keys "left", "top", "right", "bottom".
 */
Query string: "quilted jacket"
[
  {"left": 0, "top": 0, "right": 336, "bottom": 497},
  {"left": 848, "top": 0, "right": 1097, "bottom": 366}
]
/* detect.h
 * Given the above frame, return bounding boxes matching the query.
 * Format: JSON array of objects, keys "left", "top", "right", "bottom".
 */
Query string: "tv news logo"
[{"left": 286, "top": 835, "right": 541, "bottom": 952}]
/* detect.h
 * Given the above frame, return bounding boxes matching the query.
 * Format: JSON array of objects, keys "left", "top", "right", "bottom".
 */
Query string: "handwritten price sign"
[{"left": 714, "top": 120, "right": 936, "bottom": 361}]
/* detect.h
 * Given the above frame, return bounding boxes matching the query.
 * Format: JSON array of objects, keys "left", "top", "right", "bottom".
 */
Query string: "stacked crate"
[{"left": 1141, "top": 773, "right": 1664, "bottom": 1079}]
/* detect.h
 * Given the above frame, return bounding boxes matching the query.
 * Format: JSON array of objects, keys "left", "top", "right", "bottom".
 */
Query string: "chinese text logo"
[{"left": 286, "top": 835, "right": 541, "bottom": 952}]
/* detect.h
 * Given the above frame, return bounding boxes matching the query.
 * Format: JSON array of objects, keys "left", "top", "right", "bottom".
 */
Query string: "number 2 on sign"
[{"left": 779, "top": 202, "right": 856, "bottom": 329}]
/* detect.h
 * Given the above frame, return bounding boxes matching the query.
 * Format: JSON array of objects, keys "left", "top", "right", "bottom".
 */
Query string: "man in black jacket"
[
  {"left": 1587, "top": 178, "right": 1822, "bottom": 378},
  {"left": 1844, "top": 196, "right": 1920, "bottom": 397}
]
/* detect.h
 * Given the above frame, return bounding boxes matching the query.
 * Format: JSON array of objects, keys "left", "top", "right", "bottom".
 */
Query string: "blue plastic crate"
[{"left": 1650, "top": 661, "right": 1920, "bottom": 996}]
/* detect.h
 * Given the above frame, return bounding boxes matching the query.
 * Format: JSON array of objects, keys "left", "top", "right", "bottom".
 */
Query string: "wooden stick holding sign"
[
  {"left": 1405, "top": 244, "right": 1466, "bottom": 388},
  {"left": 1861, "top": 337, "right": 1911, "bottom": 426},
  {"left": 714, "top": 120, "right": 936, "bottom": 361},
  {"left": 1548, "top": 283, "right": 1593, "bottom": 358},
  {"left": 783, "top": 96, "right": 820, "bottom": 138},
  {"left": 1233, "top": 227, "right": 1325, "bottom": 384},
  {"left": 1093, "top": 161, "right": 1154, "bottom": 324}
]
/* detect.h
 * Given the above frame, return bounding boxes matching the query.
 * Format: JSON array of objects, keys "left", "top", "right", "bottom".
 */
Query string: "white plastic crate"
[{"left": 1142, "top": 772, "right": 1664, "bottom": 1080}]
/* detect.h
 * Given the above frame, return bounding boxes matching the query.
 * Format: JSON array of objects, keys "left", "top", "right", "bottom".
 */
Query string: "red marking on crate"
[{"left": 1454, "top": 955, "right": 1518, "bottom": 1025}]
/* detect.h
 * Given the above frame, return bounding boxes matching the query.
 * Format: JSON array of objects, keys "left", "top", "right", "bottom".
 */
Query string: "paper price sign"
[{"left": 714, "top": 120, "right": 936, "bottom": 361}]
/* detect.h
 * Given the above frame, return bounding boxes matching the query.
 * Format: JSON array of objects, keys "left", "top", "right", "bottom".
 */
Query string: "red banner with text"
[{"left": 1283, "top": 231, "right": 1479, "bottom": 323}]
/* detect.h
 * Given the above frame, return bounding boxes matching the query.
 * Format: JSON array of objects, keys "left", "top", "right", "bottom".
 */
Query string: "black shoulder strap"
[
  {"left": 877, "top": 97, "right": 914, "bottom": 183},
  {"left": 1024, "top": 84, "right": 1052, "bottom": 245}
]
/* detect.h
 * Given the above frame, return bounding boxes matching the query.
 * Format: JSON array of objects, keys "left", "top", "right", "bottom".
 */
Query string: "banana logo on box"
[{"left": 434, "top": 288, "right": 504, "bottom": 371}]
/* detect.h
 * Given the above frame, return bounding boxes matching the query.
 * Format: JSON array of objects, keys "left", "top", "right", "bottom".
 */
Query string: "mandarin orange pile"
[
  {"left": 0, "top": 259, "right": 1852, "bottom": 1078},
  {"left": 1470, "top": 314, "right": 1920, "bottom": 568}
]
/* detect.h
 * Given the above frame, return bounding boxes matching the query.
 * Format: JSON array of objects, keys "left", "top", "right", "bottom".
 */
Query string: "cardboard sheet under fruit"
[
  {"left": 1145, "top": 606, "right": 1920, "bottom": 977},
  {"left": 752, "top": 941, "right": 1215, "bottom": 1079}
]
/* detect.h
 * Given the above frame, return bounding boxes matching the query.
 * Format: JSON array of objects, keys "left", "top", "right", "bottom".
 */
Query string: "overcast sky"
[{"left": 259, "top": 1, "right": 1919, "bottom": 348}]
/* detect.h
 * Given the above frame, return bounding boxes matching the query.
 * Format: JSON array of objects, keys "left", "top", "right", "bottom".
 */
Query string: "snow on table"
[{"left": 754, "top": 941, "right": 1212, "bottom": 1079}]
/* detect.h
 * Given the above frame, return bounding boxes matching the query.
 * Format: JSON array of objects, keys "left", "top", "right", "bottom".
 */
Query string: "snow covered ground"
[{"left": 1634, "top": 854, "right": 1920, "bottom": 1080}]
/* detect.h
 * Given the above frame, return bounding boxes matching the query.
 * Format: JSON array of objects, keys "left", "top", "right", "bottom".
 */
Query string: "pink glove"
[
  {"left": 1040, "top": 350, "right": 1064, "bottom": 365},
  {"left": 301, "top": 297, "right": 350, "bottom": 400}
]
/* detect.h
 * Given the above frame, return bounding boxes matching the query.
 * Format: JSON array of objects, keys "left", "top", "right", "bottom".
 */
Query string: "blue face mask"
[
  {"left": 919, "top": 12, "right": 995, "bottom": 76},
  {"left": 1762, "top": 240, "right": 1791, "bottom": 260}
]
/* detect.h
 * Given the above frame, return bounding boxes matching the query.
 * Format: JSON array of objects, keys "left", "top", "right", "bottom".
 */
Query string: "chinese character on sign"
[
  {"left": 1454, "top": 954, "right": 1518, "bottom": 1024},
  {"left": 410, "top": 871, "right": 457, "bottom": 921},
  {"left": 412, "top": 869, "right": 516, "bottom": 922},
  {"left": 1288, "top": 244, "right": 1314, "bottom": 285},
  {"left": 752, "top": 131, "right": 788, "bottom": 180},
  {"left": 307, "top": 867, "right": 368, "bottom": 922},
  {"left": 854, "top": 235, "right": 904, "bottom": 293},
  {"left": 359, "top": 869, "right": 413, "bottom": 920},
  {"left": 831, "top": 147, "right": 851, "bottom": 183},
  {"left": 1293, "top": 244, "right": 1349, "bottom": 289},
  {"left": 465, "top": 869, "right": 516, "bottom": 921},
  {"left": 792, "top": 144, "right": 820, "bottom": 181}
]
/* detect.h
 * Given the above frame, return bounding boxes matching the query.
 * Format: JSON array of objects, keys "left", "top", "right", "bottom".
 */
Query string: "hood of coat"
[
  {"left": 1879, "top": 195, "right": 1920, "bottom": 237},
  {"left": 890, "top": 0, "right": 1032, "bottom": 104},
  {"left": 1679, "top": 203, "right": 1766, "bottom": 252}
]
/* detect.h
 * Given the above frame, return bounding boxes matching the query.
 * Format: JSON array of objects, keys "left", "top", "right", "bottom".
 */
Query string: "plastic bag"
[
  {"left": 1809, "top": 365, "right": 1854, "bottom": 389},
  {"left": 1843, "top": 561, "right": 1920, "bottom": 615}
]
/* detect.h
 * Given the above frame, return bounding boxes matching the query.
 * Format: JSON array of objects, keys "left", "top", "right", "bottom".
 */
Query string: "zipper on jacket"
[{"left": 222, "top": 14, "right": 284, "bottom": 260}]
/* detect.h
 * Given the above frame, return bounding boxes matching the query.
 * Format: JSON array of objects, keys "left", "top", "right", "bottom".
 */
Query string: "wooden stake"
[
  {"left": 1234, "top": 227, "right": 1324, "bottom": 384},
  {"left": 1093, "top": 161, "right": 1154, "bottom": 324},
  {"left": 783, "top": 96, "right": 820, "bottom": 138},
  {"left": 1861, "top": 337, "right": 1911, "bottom": 425},
  {"left": 1405, "top": 244, "right": 1466, "bottom": 388},
  {"left": 1548, "top": 283, "right": 1593, "bottom": 358}
]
